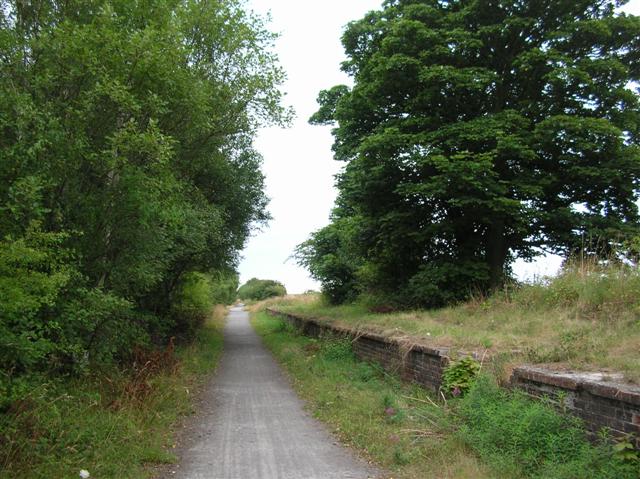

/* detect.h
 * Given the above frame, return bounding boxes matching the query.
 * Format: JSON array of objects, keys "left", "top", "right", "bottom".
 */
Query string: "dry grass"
[
  {"left": 268, "top": 265, "right": 640, "bottom": 383},
  {"left": 211, "top": 304, "right": 228, "bottom": 323}
]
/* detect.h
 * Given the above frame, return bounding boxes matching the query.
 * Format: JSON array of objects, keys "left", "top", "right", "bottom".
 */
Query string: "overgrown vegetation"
[
  {"left": 237, "top": 277, "right": 287, "bottom": 301},
  {"left": 460, "top": 377, "right": 638, "bottom": 478},
  {"left": 0, "top": 0, "right": 285, "bottom": 474},
  {"left": 266, "top": 260, "right": 640, "bottom": 382},
  {"left": 0, "top": 0, "right": 285, "bottom": 406},
  {"left": 253, "top": 311, "right": 637, "bottom": 479},
  {"left": 0, "top": 308, "right": 225, "bottom": 479},
  {"left": 252, "top": 311, "right": 487, "bottom": 478},
  {"left": 299, "top": 0, "right": 640, "bottom": 307}
]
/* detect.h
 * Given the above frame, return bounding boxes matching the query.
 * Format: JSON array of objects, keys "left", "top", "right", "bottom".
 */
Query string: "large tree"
[{"left": 304, "top": 0, "right": 640, "bottom": 306}]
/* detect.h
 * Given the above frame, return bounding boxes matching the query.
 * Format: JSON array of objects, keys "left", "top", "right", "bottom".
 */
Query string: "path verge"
[{"left": 161, "top": 306, "right": 380, "bottom": 479}]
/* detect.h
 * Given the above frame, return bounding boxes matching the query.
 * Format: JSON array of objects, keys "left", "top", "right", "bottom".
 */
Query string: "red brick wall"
[{"left": 511, "top": 366, "right": 640, "bottom": 446}]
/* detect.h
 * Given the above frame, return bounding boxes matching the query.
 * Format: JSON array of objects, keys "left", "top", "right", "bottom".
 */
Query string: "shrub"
[
  {"left": 170, "top": 272, "right": 224, "bottom": 338},
  {"left": 442, "top": 357, "right": 480, "bottom": 397},
  {"left": 237, "top": 278, "right": 287, "bottom": 301},
  {"left": 0, "top": 229, "right": 139, "bottom": 409}
]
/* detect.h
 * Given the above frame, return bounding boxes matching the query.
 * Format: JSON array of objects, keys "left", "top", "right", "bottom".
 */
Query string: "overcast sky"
[{"left": 239, "top": 0, "right": 640, "bottom": 294}]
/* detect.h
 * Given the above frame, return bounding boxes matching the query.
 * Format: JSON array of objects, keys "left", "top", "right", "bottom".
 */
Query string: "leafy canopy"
[
  {"left": 301, "top": 0, "right": 640, "bottom": 306},
  {"left": 237, "top": 278, "right": 287, "bottom": 301}
]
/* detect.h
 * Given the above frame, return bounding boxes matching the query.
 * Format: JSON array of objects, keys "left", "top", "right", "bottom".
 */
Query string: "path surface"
[{"left": 164, "top": 306, "right": 380, "bottom": 479}]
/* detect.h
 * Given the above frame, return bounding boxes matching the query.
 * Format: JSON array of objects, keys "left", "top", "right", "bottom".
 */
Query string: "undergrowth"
[
  {"left": 253, "top": 311, "right": 638, "bottom": 479},
  {"left": 253, "top": 311, "right": 489, "bottom": 479},
  {"left": 460, "top": 376, "right": 637, "bottom": 479},
  {"left": 0, "top": 308, "right": 225, "bottom": 479}
]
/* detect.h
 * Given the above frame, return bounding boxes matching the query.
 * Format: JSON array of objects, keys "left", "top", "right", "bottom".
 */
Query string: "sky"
[{"left": 239, "top": 0, "right": 640, "bottom": 294}]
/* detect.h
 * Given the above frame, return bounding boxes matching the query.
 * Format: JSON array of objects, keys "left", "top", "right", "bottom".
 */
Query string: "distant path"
[{"left": 163, "top": 306, "right": 380, "bottom": 479}]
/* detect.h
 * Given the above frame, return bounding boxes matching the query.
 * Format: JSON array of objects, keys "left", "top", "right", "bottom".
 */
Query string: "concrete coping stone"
[{"left": 513, "top": 366, "right": 640, "bottom": 406}]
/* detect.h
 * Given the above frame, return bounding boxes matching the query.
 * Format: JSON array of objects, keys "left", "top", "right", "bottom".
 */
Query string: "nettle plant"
[{"left": 442, "top": 357, "right": 481, "bottom": 397}]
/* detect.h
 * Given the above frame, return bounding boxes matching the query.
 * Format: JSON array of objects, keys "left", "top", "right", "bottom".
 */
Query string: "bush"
[
  {"left": 170, "top": 272, "right": 235, "bottom": 338},
  {"left": 237, "top": 278, "right": 287, "bottom": 301},
  {"left": 0, "top": 229, "right": 139, "bottom": 409},
  {"left": 459, "top": 376, "right": 637, "bottom": 479},
  {"left": 441, "top": 357, "right": 480, "bottom": 397}
]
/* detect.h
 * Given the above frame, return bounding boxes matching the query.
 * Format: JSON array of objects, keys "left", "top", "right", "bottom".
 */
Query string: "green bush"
[
  {"left": 237, "top": 278, "right": 287, "bottom": 301},
  {"left": 0, "top": 229, "right": 139, "bottom": 409},
  {"left": 459, "top": 376, "right": 637, "bottom": 479}
]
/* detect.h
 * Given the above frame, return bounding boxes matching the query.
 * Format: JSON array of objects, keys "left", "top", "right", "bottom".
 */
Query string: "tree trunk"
[{"left": 487, "top": 218, "right": 507, "bottom": 290}]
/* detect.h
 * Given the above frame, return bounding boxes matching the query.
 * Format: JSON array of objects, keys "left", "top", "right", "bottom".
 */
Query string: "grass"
[
  {"left": 252, "top": 311, "right": 639, "bottom": 479},
  {"left": 262, "top": 263, "right": 640, "bottom": 383},
  {"left": 0, "top": 306, "right": 225, "bottom": 479},
  {"left": 253, "top": 310, "right": 489, "bottom": 479}
]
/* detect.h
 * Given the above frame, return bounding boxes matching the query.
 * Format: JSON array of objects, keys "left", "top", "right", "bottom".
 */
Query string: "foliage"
[
  {"left": 0, "top": 0, "right": 287, "bottom": 406},
  {"left": 0, "top": 228, "right": 138, "bottom": 409},
  {"left": 612, "top": 438, "right": 640, "bottom": 466},
  {"left": 237, "top": 278, "right": 287, "bottom": 301},
  {"left": 295, "top": 218, "right": 361, "bottom": 304},
  {"left": 442, "top": 357, "right": 480, "bottom": 397},
  {"left": 170, "top": 271, "right": 238, "bottom": 337},
  {"left": 302, "top": 0, "right": 640, "bottom": 307},
  {"left": 459, "top": 376, "right": 638, "bottom": 478}
]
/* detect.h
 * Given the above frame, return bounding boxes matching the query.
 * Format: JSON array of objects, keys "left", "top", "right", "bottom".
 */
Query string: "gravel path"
[{"left": 162, "top": 306, "right": 380, "bottom": 479}]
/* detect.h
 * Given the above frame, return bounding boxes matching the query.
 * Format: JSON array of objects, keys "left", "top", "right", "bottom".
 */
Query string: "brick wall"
[
  {"left": 266, "top": 309, "right": 449, "bottom": 392},
  {"left": 512, "top": 366, "right": 640, "bottom": 446},
  {"left": 266, "top": 309, "right": 640, "bottom": 445}
]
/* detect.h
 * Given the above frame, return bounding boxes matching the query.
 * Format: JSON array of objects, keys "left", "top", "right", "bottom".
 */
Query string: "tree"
[
  {"left": 237, "top": 278, "right": 287, "bottom": 301},
  {"left": 304, "top": 0, "right": 640, "bottom": 306},
  {"left": 0, "top": 0, "right": 288, "bottom": 389}
]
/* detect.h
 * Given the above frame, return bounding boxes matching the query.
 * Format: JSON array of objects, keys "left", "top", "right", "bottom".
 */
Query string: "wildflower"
[
  {"left": 452, "top": 387, "right": 461, "bottom": 397},
  {"left": 79, "top": 470, "right": 90, "bottom": 479}
]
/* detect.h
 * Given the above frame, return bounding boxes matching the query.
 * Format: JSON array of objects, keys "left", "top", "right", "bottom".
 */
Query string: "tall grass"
[{"left": 270, "top": 262, "right": 640, "bottom": 381}]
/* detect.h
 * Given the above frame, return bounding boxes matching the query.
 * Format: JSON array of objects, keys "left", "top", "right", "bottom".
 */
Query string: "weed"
[
  {"left": 273, "top": 318, "right": 296, "bottom": 334},
  {"left": 612, "top": 437, "right": 639, "bottom": 466},
  {"left": 442, "top": 357, "right": 480, "bottom": 397},
  {"left": 459, "top": 375, "right": 637, "bottom": 479},
  {"left": 0, "top": 312, "right": 224, "bottom": 478},
  {"left": 393, "top": 447, "right": 411, "bottom": 465},
  {"left": 320, "top": 339, "right": 354, "bottom": 361}
]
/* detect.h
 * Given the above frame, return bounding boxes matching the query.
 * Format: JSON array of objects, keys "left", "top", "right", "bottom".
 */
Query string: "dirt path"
[{"left": 162, "top": 306, "right": 380, "bottom": 479}]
